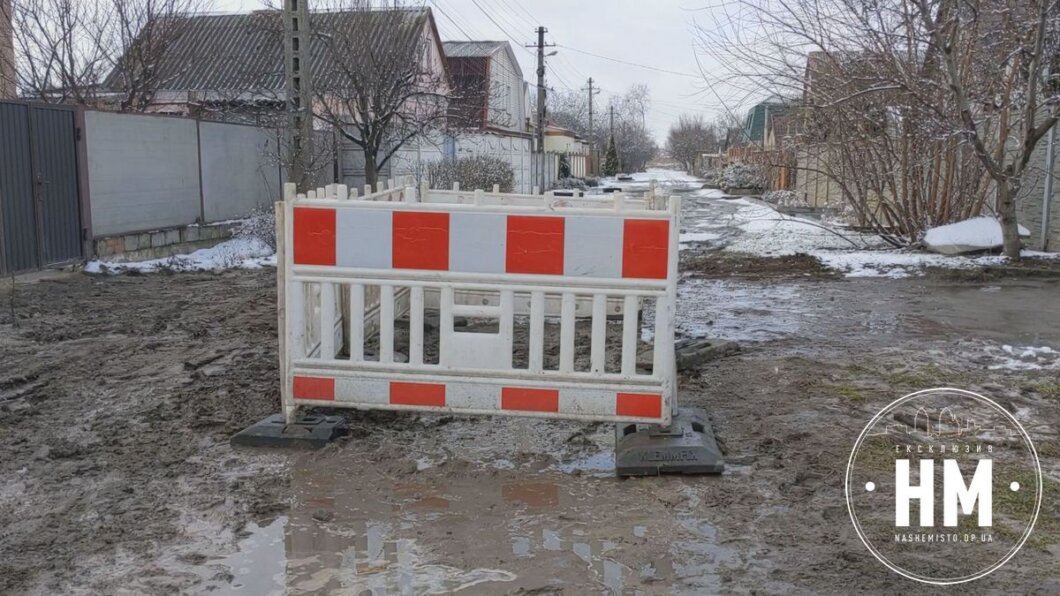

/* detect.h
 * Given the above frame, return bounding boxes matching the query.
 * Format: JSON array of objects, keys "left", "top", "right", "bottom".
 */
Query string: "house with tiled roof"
[
  {"left": 100, "top": 7, "right": 452, "bottom": 190},
  {"left": 100, "top": 8, "right": 448, "bottom": 123},
  {"left": 440, "top": 40, "right": 536, "bottom": 192},
  {"left": 443, "top": 40, "right": 529, "bottom": 134}
]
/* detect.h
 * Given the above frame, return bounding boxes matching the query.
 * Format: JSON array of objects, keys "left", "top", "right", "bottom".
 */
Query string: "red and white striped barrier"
[
  {"left": 277, "top": 179, "right": 679, "bottom": 425},
  {"left": 291, "top": 207, "right": 670, "bottom": 280}
]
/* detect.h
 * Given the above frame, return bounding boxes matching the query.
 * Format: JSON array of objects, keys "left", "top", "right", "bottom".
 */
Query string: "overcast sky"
[{"left": 217, "top": 0, "right": 752, "bottom": 142}]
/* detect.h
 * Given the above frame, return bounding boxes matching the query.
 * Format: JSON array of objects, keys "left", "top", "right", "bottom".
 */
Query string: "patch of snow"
[
  {"left": 85, "top": 237, "right": 275, "bottom": 274},
  {"left": 600, "top": 169, "right": 703, "bottom": 191},
  {"left": 694, "top": 188, "right": 728, "bottom": 199},
  {"left": 923, "top": 216, "right": 1030, "bottom": 255},
  {"left": 812, "top": 251, "right": 965, "bottom": 278},
  {"left": 630, "top": 168, "right": 701, "bottom": 183},
  {"left": 680, "top": 231, "right": 721, "bottom": 244},
  {"left": 723, "top": 200, "right": 886, "bottom": 256},
  {"left": 985, "top": 344, "right": 1060, "bottom": 371},
  {"left": 709, "top": 198, "right": 1057, "bottom": 277},
  {"left": 813, "top": 249, "right": 1060, "bottom": 278}
]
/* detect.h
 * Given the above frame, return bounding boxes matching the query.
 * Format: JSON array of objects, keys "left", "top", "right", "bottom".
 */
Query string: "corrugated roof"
[
  {"left": 441, "top": 41, "right": 506, "bottom": 58},
  {"left": 103, "top": 8, "right": 431, "bottom": 94}
]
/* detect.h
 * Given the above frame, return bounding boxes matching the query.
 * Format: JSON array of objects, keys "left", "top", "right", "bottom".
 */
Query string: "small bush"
[
  {"left": 719, "top": 161, "right": 767, "bottom": 190},
  {"left": 234, "top": 206, "right": 276, "bottom": 251},
  {"left": 428, "top": 155, "right": 514, "bottom": 192}
]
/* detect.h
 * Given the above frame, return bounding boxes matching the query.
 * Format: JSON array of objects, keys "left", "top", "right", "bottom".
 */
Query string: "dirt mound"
[{"left": 681, "top": 250, "right": 837, "bottom": 279}]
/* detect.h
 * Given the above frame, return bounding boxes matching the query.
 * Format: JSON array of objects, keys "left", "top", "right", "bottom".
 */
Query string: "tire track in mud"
[{"left": 0, "top": 271, "right": 290, "bottom": 594}]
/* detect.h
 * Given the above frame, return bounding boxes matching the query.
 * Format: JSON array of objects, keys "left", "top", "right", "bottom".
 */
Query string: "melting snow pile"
[
  {"left": 923, "top": 216, "right": 1030, "bottom": 255},
  {"left": 976, "top": 344, "right": 1060, "bottom": 371},
  {"left": 602, "top": 168, "right": 703, "bottom": 192},
  {"left": 723, "top": 199, "right": 886, "bottom": 256},
  {"left": 711, "top": 198, "right": 1055, "bottom": 278},
  {"left": 85, "top": 237, "right": 275, "bottom": 274}
]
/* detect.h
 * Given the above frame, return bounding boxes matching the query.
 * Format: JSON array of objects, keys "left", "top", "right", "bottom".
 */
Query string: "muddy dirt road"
[
  {"left": 2, "top": 194, "right": 1060, "bottom": 593},
  {"left": 2, "top": 268, "right": 1059, "bottom": 593}
]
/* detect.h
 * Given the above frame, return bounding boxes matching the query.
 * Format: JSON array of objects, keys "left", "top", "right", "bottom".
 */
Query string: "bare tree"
[
  {"left": 610, "top": 85, "right": 658, "bottom": 172},
  {"left": 5, "top": 0, "right": 111, "bottom": 103},
  {"left": 916, "top": 0, "right": 1060, "bottom": 257},
  {"left": 546, "top": 88, "right": 590, "bottom": 136},
  {"left": 101, "top": 0, "right": 210, "bottom": 112},
  {"left": 667, "top": 114, "right": 718, "bottom": 172},
  {"left": 711, "top": 112, "right": 744, "bottom": 151},
  {"left": 613, "top": 115, "right": 657, "bottom": 172},
  {"left": 696, "top": 0, "right": 1060, "bottom": 255},
  {"left": 4, "top": 0, "right": 208, "bottom": 107},
  {"left": 0, "top": 0, "right": 16, "bottom": 98},
  {"left": 311, "top": 4, "right": 449, "bottom": 189},
  {"left": 547, "top": 84, "right": 658, "bottom": 172}
]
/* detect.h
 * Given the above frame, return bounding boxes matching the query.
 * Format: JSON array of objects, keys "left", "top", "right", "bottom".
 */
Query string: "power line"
[
  {"left": 504, "top": 0, "right": 539, "bottom": 27},
  {"left": 470, "top": 0, "right": 531, "bottom": 54},
  {"left": 492, "top": 0, "right": 536, "bottom": 34},
  {"left": 554, "top": 44, "right": 699, "bottom": 79},
  {"left": 430, "top": 0, "right": 474, "bottom": 41},
  {"left": 433, "top": 0, "right": 486, "bottom": 39}
]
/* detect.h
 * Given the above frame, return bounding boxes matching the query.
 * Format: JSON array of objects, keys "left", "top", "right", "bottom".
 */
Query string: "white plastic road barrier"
[{"left": 276, "top": 178, "right": 679, "bottom": 426}]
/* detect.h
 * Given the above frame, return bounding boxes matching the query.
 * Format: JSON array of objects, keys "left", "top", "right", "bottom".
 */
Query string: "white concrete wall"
[
  {"left": 86, "top": 111, "right": 294, "bottom": 237},
  {"left": 339, "top": 132, "right": 445, "bottom": 191},
  {"left": 1017, "top": 125, "right": 1059, "bottom": 251},
  {"left": 794, "top": 145, "right": 844, "bottom": 208},
  {"left": 199, "top": 122, "right": 282, "bottom": 221},
  {"left": 455, "top": 133, "right": 533, "bottom": 193},
  {"left": 85, "top": 111, "right": 202, "bottom": 236},
  {"left": 387, "top": 133, "right": 446, "bottom": 184},
  {"left": 339, "top": 131, "right": 534, "bottom": 194}
]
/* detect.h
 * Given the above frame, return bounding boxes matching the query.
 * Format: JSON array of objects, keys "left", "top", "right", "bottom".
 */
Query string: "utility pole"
[
  {"left": 608, "top": 104, "right": 617, "bottom": 173},
  {"left": 584, "top": 77, "right": 599, "bottom": 175},
  {"left": 284, "top": 0, "right": 314, "bottom": 193},
  {"left": 526, "top": 27, "right": 554, "bottom": 191}
]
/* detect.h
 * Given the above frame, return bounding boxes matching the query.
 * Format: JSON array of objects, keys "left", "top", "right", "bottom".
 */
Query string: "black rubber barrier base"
[
  {"left": 614, "top": 407, "right": 725, "bottom": 476},
  {"left": 231, "top": 413, "right": 348, "bottom": 449}
]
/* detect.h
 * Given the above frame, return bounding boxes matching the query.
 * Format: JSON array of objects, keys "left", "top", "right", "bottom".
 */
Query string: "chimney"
[{"left": 0, "top": 0, "right": 13, "bottom": 98}]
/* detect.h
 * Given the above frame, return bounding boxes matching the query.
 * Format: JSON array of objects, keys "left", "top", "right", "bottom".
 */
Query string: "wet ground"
[{"left": 2, "top": 192, "right": 1060, "bottom": 594}]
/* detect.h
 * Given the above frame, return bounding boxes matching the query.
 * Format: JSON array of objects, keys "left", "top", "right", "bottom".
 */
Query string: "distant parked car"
[{"left": 616, "top": 173, "right": 634, "bottom": 181}]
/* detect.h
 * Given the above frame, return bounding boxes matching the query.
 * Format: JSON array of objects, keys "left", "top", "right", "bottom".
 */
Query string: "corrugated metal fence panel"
[
  {"left": 0, "top": 102, "right": 39, "bottom": 275},
  {"left": 32, "top": 106, "right": 82, "bottom": 265}
]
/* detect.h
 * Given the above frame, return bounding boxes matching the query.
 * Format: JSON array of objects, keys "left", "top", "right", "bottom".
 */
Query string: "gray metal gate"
[{"left": 0, "top": 101, "right": 84, "bottom": 275}]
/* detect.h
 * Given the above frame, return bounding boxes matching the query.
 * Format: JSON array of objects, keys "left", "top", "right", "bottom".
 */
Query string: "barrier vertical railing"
[
  {"left": 278, "top": 179, "right": 680, "bottom": 426},
  {"left": 243, "top": 176, "right": 721, "bottom": 475}
]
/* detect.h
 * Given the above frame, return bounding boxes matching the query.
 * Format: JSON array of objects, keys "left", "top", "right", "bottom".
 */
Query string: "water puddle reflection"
[{"left": 205, "top": 459, "right": 743, "bottom": 594}]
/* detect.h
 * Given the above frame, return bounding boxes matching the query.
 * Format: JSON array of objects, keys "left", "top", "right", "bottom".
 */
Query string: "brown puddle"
[{"left": 203, "top": 457, "right": 749, "bottom": 594}]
